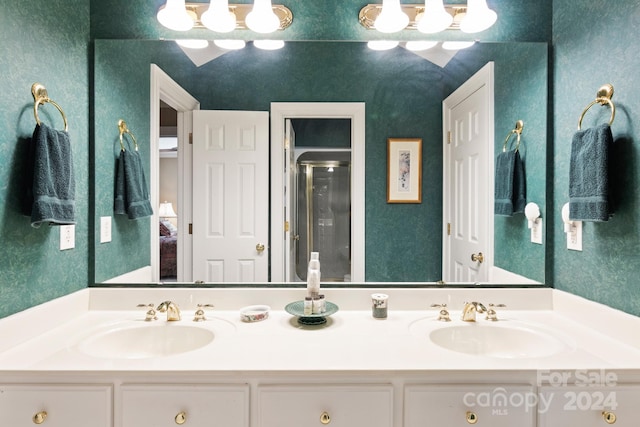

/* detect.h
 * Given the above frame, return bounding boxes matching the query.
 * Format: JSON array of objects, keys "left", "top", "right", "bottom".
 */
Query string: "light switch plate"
[
  {"left": 567, "top": 221, "right": 583, "bottom": 251},
  {"left": 531, "top": 218, "right": 543, "bottom": 245},
  {"left": 60, "top": 225, "right": 75, "bottom": 250},
  {"left": 100, "top": 216, "right": 112, "bottom": 243}
]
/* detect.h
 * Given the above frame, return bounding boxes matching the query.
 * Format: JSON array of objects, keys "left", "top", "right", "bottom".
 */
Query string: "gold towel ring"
[
  {"left": 31, "top": 83, "right": 68, "bottom": 132},
  {"left": 502, "top": 120, "right": 524, "bottom": 152},
  {"left": 118, "top": 119, "right": 139, "bottom": 151},
  {"left": 578, "top": 84, "right": 615, "bottom": 130}
]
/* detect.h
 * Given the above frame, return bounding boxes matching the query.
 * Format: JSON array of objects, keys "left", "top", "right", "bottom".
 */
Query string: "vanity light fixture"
[
  {"left": 404, "top": 40, "right": 438, "bottom": 51},
  {"left": 214, "top": 39, "right": 246, "bottom": 50},
  {"left": 253, "top": 40, "right": 285, "bottom": 50},
  {"left": 367, "top": 40, "right": 400, "bottom": 50},
  {"left": 441, "top": 40, "right": 475, "bottom": 50},
  {"left": 156, "top": 1, "right": 293, "bottom": 33},
  {"left": 359, "top": 2, "right": 497, "bottom": 34},
  {"left": 374, "top": 0, "right": 410, "bottom": 33}
]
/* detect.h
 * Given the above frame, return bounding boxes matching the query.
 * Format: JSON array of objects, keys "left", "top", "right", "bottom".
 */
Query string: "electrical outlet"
[
  {"left": 567, "top": 220, "right": 583, "bottom": 251},
  {"left": 531, "top": 218, "right": 543, "bottom": 245},
  {"left": 100, "top": 216, "right": 112, "bottom": 243},
  {"left": 60, "top": 225, "right": 75, "bottom": 250}
]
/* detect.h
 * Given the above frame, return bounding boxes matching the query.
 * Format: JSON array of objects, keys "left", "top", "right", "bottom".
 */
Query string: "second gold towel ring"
[
  {"left": 31, "top": 83, "right": 68, "bottom": 132},
  {"left": 502, "top": 120, "right": 524, "bottom": 152},
  {"left": 578, "top": 84, "right": 616, "bottom": 130},
  {"left": 118, "top": 119, "right": 139, "bottom": 151}
]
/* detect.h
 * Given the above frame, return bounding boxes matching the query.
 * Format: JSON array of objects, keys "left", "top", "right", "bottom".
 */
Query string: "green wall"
[{"left": 0, "top": 0, "right": 90, "bottom": 318}]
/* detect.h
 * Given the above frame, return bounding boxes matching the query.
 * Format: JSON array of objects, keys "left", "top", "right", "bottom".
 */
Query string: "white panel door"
[
  {"left": 192, "top": 110, "right": 269, "bottom": 282},
  {"left": 443, "top": 63, "right": 494, "bottom": 283}
]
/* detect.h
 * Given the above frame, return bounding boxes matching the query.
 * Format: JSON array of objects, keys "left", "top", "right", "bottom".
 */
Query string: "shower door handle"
[{"left": 256, "top": 243, "right": 265, "bottom": 254}]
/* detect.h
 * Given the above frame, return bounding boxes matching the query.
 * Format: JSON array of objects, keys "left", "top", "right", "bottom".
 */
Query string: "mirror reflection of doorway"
[
  {"left": 159, "top": 101, "right": 178, "bottom": 282},
  {"left": 295, "top": 152, "right": 351, "bottom": 282}
]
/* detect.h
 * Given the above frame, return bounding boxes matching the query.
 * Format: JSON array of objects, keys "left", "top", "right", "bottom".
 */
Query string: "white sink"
[
  {"left": 77, "top": 323, "right": 215, "bottom": 359},
  {"left": 411, "top": 320, "right": 575, "bottom": 359}
]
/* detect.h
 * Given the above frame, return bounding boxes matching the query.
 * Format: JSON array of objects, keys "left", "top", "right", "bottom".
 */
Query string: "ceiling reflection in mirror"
[{"left": 93, "top": 40, "right": 547, "bottom": 286}]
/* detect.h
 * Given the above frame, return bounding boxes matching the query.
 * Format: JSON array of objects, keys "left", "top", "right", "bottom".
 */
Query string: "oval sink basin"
[
  {"left": 428, "top": 323, "right": 572, "bottom": 359},
  {"left": 77, "top": 324, "right": 215, "bottom": 359}
]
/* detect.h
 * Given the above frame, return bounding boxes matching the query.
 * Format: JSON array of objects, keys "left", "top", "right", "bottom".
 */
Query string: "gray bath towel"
[
  {"left": 114, "top": 147, "right": 153, "bottom": 219},
  {"left": 569, "top": 123, "right": 612, "bottom": 221},
  {"left": 27, "top": 123, "right": 76, "bottom": 228},
  {"left": 494, "top": 150, "right": 526, "bottom": 216}
]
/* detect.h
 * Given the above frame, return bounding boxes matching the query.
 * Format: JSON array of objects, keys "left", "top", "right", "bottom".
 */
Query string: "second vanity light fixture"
[
  {"left": 157, "top": 0, "right": 293, "bottom": 34},
  {"left": 359, "top": 0, "right": 497, "bottom": 34}
]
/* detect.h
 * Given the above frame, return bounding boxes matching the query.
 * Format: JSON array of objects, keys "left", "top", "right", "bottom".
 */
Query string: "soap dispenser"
[{"left": 307, "top": 252, "right": 321, "bottom": 298}]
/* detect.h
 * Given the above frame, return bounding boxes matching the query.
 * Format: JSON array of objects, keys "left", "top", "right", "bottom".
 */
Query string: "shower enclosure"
[{"left": 295, "top": 151, "right": 351, "bottom": 282}]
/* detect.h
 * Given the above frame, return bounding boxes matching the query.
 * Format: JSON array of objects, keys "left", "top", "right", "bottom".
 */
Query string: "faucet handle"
[
  {"left": 430, "top": 303, "right": 451, "bottom": 322},
  {"left": 485, "top": 303, "right": 506, "bottom": 321},
  {"left": 193, "top": 304, "right": 214, "bottom": 322},
  {"left": 136, "top": 303, "right": 157, "bottom": 321}
]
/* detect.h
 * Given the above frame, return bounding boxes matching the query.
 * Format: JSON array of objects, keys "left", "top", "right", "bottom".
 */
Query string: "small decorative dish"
[
  {"left": 240, "top": 305, "right": 270, "bottom": 322},
  {"left": 285, "top": 301, "right": 339, "bottom": 325}
]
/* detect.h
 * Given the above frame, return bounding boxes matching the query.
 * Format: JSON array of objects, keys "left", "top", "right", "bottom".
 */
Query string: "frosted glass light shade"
[
  {"left": 157, "top": 0, "right": 194, "bottom": 31},
  {"left": 405, "top": 40, "right": 438, "bottom": 51},
  {"left": 245, "top": 0, "right": 280, "bottom": 33},
  {"left": 214, "top": 39, "right": 246, "bottom": 50},
  {"left": 201, "top": 0, "right": 237, "bottom": 33},
  {"left": 374, "top": 0, "right": 409, "bottom": 33},
  {"left": 367, "top": 40, "right": 399, "bottom": 51},
  {"left": 460, "top": 0, "right": 497, "bottom": 33},
  {"left": 254, "top": 40, "right": 285, "bottom": 50},
  {"left": 417, "top": 0, "right": 453, "bottom": 34}
]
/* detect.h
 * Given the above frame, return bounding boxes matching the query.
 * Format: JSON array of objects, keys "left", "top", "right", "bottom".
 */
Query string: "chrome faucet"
[
  {"left": 461, "top": 301, "right": 486, "bottom": 322},
  {"left": 157, "top": 301, "right": 181, "bottom": 321}
]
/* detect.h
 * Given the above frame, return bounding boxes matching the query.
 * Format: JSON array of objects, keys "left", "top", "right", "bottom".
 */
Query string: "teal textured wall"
[
  {"left": 552, "top": 0, "right": 640, "bottom": 315},
  {"left": 0, "top": 0, "right": 90, "bottom": 318}
]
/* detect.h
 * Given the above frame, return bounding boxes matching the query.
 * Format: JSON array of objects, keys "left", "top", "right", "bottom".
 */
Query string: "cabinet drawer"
[
  {"left": 405, "top": 384, "right": 535, "bottom": 427},
  {"left": 538, "top": 385, "right": 640, "bottom": 427},
  {"left": 257, "top": 384, "right": 393, "bottom": 427},
  {"left": 0, "top": 384, "right": 112, "bottom": 427},
  {"left": 120, "top": 384, "right": 249, "bottom": 427}
]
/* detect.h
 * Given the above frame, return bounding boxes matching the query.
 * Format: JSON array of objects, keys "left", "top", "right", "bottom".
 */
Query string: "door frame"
[
  {"left": 150, "top": 64, "right": 200, "bottom": 282},
  {"left": 442, "top": 62, "right": 494, "bottom": 282},
  {"left": 270, "top": 103, "right": 366, "bottom": 283}
]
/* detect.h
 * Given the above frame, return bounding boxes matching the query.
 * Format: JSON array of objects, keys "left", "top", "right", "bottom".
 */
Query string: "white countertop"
[{"left": 0, "top": 287, "right": 639, "bottom": 373}]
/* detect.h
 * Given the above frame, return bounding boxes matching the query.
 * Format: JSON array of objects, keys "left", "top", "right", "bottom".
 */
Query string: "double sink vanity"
[{"left": 1, "top": 286, "right": 639, "bottom": 426}]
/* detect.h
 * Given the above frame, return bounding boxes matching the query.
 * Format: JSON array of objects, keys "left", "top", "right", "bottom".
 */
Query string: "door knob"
[
  {"left": 33, "top": 411, "right": 47, "bottom": 424},
  {"left": 256, "top": 243, "right": 265, "bottom": 253},
  {"left": 471, "top": 252, "right": 484, "bottom": 263}
]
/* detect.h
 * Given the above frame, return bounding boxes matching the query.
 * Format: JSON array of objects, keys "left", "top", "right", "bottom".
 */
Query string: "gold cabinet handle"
[
  {"left": 470, "top": 252, "right": 484, "bottom": 263},
  {"left": 256, "top": 243, "right": 265, "bottom": 254},
  {"left": 33, "top": 411, "right": 47, "bottom": 424},
  {"left": 602, "top": 411, "right": 617, "bottom": 424},
  {"left": 466, "top": 411, "right": 478, "bottom": 424},
  {"left": 175, "top": 411, "right": 187, "bottom": 425},
  {"left": 320, "top": 411, "right": 331, "bottom": 425}
]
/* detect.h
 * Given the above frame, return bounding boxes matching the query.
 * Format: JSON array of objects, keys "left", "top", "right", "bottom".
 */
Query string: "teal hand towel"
[
  {"left": 114, "top": 148, "right": 153, "bottom": 220},
  {"left": 27, "top": 123, "right": 76, "bottom": 228},
  {"left": 569, "top": 123, "right": 612, "bottom": 221},
  {"left": 494, "top": 150, "right": 526, "bottom": 216}
]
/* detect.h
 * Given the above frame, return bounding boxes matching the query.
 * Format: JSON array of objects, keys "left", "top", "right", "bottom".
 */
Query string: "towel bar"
[
  {"left": 31, "top": 83, "right": 68, "bottom": 132},
  {"left": 502, "top": 120, "right": 524, "bottom": 152},
  {"left": 118, "top": 119, "right": 139, "bottom": 151},
  {"left": 578, "top": 84, "right": 615, "bottom": 130}
]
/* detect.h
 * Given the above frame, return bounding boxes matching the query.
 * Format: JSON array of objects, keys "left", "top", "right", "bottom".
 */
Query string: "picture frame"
[{"left": 387, "top": 138, "right": 422, "bottom": 203}]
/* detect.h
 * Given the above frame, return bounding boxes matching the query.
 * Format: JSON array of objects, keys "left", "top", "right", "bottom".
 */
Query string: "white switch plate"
[
  {"left": 567, "top": 221, "right": 583, "bottom": 251},
  {"left": 100, "top": 216, "right": 112, "bottom": 243},
  {"left": 530, "top": 218, "right": 543, "bottom": 245},
  {"left": 60, "top": 225, "right": 75, "bottom": 250}
]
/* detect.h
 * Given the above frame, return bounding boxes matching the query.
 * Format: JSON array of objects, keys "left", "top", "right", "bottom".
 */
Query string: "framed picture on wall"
[{"left": 387, "top": 138, "right": 422, "bottom": 203}]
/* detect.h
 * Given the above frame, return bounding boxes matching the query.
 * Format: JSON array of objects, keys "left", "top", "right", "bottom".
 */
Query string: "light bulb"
[
  {"left": 374, "top": 0, "right": 409, "bottom": 33},
  {"left": 417, "top": 0, "right": 453, "bottom": 34},
  {"left": 245, "top": 0, "right": 280, "bottom": 34},
  {"left": 201, "top": 0, "right": 237, "bottom": 33},
  {"left": 157, "top": 0, "right": 194, "bottom": 31},
  {"left": 460, "top": 0, "right": 497, "bottom": 33}
]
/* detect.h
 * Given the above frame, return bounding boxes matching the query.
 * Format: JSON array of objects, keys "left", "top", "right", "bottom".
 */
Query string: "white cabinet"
[
  {"left": 257, "top": 384, "right": 393, "bottom": 427},
  {"left": 120, "top": 384, "right": 249, "bottom": 427},
  {"left": 404, "top": 384, "right": 535, "bottom": 427},
  {"left": 538, "top": 385, "right": 640, "bottom": 427},
  {"left": 0, "top": 384, "right": 112, "bottom": 427}
]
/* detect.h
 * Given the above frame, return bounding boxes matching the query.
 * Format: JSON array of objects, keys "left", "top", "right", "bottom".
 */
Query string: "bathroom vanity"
[{"left": 1, "top": 287, "right": 639, "bottom": 427}]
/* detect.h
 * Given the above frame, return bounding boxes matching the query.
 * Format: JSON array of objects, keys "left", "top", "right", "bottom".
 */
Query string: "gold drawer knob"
[
  {"left": 33, "top": 411, "right": 47, "bottom": 424},
  {"left": 320, "top": 411, "right": 331, "bottom": 425},
  {"left": 175, "top": 411, "right": 187, "bottom": 425},
  {"left": 466, "top": 411, "right": 478, "bottom": 424},
  {"left": 602, "top": 411, "right": 617, "bottom": 424}
]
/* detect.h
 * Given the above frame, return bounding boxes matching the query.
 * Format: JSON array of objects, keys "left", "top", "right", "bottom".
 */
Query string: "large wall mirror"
[{"left": 93, "top": 40, "right": 547, "bottom": 287}]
